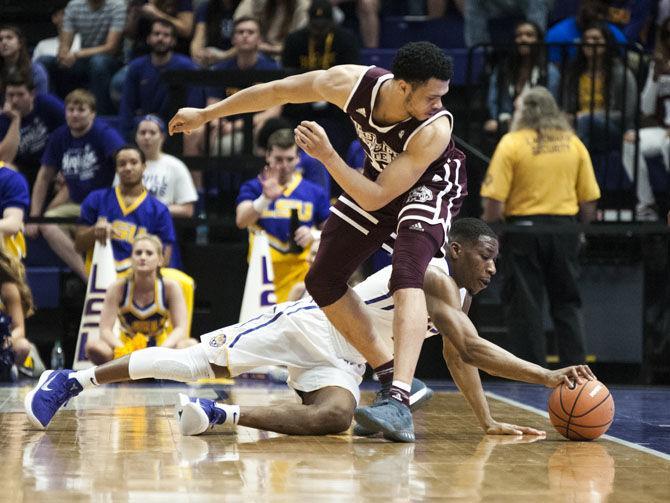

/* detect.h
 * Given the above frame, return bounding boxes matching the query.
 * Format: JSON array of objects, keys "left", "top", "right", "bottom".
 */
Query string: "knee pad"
[
  {"left": 389, "top": 227, "right": 439, "bottom": 293},
  {"left": 128, "top": 344, "right": 214, "bottom": 382}
]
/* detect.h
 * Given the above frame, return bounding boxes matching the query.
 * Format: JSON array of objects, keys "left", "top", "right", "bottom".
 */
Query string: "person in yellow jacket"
[
  {"left": 86, "top": 234, "right": 195, "bottom": 365},
  {"left": 481, "top": 86, "right": 601, "bottom": 367}
]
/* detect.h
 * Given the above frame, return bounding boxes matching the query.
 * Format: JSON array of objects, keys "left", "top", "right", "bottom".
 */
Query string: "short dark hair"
[
  {"left": 392, "top": 42, "right": 453, "bottom": 85},
  {"left": 151, "top": 18, "right": 177, "bottom": 38},
  {"left": 234, "top": 16, "right": 261, "bottom": 30},
  {"left": 448, "top": 218, "right": 497, "bottom": 245},
  {"left": 114, "top": 145, "right": 146, "bottom": 165},
  {"left": 257, "top": 117, "right": 293, "bottom": 150},
  {"left": 2, "top": 70, "right": 34, "bottom": 91}
]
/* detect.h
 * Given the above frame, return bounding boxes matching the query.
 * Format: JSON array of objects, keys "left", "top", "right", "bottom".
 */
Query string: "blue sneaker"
[
  {"left": 353, "top": 378, "right": 432, "bottom": 437},
  {"left": 24, "top": 370, "right": 83, "bottom": 429},
  {"left": 176, "top": 393, "right": 229, "bottom": 436},
  {"left": 354, "top": 398, "right": 415, "bottom": 442}
]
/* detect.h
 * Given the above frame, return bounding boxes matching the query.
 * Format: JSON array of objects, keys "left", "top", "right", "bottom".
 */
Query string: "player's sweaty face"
[
  {"left": 266, "top": 145, "right": 299, "bottom": 185},
  {"left": 462, "top": 236, "right": 498, "bottom": 295},
  {"left": 405, "top": 78, "right": 449, "bottom": 120}
]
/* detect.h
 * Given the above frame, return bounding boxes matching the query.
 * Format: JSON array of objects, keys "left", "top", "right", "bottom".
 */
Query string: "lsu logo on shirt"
[
  {"left": 263, "top": 199, "right": 314, "bottom": 221},
  {"left": 111, "top": 220, "right": 148, "bottom": 244}
]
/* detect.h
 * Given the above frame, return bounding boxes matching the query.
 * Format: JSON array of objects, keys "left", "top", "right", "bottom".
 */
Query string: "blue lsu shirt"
[
  {"left": 0, "top": 163, "right": 29, "bottom": 259},
  {"left": 236, "top": 173, "right": 329, "bottom": 257},
  {"left": 0, "top": 93, "right": 65, "bottom": 172},
  {"left": 79, "top": 186, "right": 177, "bottom": 272},
  {"left": 41, "top": 118, "right": 125, "bottom": 204}
]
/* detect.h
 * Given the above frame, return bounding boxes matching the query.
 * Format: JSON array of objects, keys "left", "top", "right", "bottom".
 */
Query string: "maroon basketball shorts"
[{"left": 306, "top": 171, "right": 465, "bottom": 307}]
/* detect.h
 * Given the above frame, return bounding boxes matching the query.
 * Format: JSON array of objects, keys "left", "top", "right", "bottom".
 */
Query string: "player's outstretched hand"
[
  {"left": 169, "top": 108, "right": 207, "bottom": 135},
  {"left": 485, "top": 420, "right": 546, "bottom": 436},
  {"left": 545, "top": 365, "right": 596, "bottom": 389},
  {"left": 294, "top": 121, "right": 334, "bottom": 163}
]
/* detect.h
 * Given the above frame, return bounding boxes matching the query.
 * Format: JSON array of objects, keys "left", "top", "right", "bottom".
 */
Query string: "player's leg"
[
  {"left": 177, "top": 386, "right": 357, "bottom": 436},
  {"left": 354, "top": 224, "right": 440, "bottom": 443},
  {"left": 305, "top": 198, "right": 395, "bottom": 369},
  {"left": 24, "top": 343, "right": 221, "bottom": 429},
  {"left": 355, "top": 159, "right": 464, "bottom": 442}
]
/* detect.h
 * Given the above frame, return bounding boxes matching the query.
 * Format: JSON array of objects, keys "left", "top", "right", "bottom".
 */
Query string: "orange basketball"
[{"left": 547, "top": 380, "right": 615, "bottom": 441}]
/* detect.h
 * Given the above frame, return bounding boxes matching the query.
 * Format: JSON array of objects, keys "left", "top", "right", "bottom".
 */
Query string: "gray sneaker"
[
  {"left": 353, "top": 378, "right": 432, "bottom": 437},
  {"left": 354, "top": 398, "right": 415, "bottom": 442}
]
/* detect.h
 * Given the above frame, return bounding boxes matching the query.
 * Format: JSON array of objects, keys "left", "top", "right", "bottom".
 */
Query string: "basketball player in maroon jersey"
[{"left": 169, "top": 42, "right": 465, "bottom": 442}]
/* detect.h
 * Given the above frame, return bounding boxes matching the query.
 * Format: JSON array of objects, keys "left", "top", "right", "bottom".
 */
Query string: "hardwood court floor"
[{"left": 1, "top": 381, "right": 668, "bottom": 502}]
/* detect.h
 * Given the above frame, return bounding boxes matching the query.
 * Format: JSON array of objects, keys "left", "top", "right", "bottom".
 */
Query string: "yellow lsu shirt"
[{"left": 480, "top": 129, "right": 601, "bottom": 216}]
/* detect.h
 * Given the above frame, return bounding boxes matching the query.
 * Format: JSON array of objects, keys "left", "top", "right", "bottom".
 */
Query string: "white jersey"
[{"left": 200, "top": 257, "right": 466, "bottom": 403}]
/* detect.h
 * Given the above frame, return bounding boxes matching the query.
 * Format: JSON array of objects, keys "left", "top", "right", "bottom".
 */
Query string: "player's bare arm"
[
  {"left": 442, "top": 334, "right": 546, "bottom": 436},
  {"left": 296, "top": 116, "right": 451, "bottom": 212},
  {"left": 168, "top": 65, "right": 364, "bottom": 135},
  {"left": 423, "top": 265, "right": 596, "bottom": 387}
]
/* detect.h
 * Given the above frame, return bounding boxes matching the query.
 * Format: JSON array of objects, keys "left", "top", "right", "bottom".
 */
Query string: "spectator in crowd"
[
  {"left": 203, "top": 16, "right": 280, "bottom": 156},
  {"left": 85, "top": 234, "right": 194, "bottom": 365},
  {"left": 464, "top": 0, "right": 553, "bottom": 48},
  {"left": 485, "top": 20, "right": 559, "bottom": 136},
  {"left": 561, "top": 22, "right": 637, "bottom": 154},
  {"left": 31, "top": 3, "right": 82, "bottom": 64},
  {"left": 27, "top": 89, "right": 125, "bottom": 282},
  {"left": 43, "top": 0, "right": 126, "bottom": 115},
  {"left": 234, "top": 0, "right": 310, "bottom": 56},
  {"left": 331, "top": 0, "right": 381, "bottom": 48},
  {"left": 605, "top": 0, "right": 654, "bottom": 45},
  {"left": 281, "top": 1, "right": 358, "bottom": 164},
  {"left": 0, "top": 73, "right": 65, "bottom": 189},
  {"left": 546, "top": 0, "right": 627, "bottom": 64},
  {"left": 75, "top": 145, "right": 177, "bottom": 274},
  {"left": 117, "top": 19, "right": 202, "bottom": 141},
  {"left": 0, "top": 245, "right": 34, "bottom": 369},
  {"left": 282, "top": 0, "right": 359, "bottom": 71},
  {"left": 132, "top": 115, "right": 197, "bottom": 217},
  {"left": 124, "top": 0, "right": 194, "bottom": 59},
  {"left": 190, "top": 0, "right": 241, "bottom": 67},
  {"left": 0, "top": 25, "right": 49, "bottom": 96},
  {"left": 622, "top": 16, "right": 670, "bottom": 221},
  {"left": 235, "top": 129, "right": 329, "bottom": 302},
  {"left": 481, "top": 86, "right": 601, "bottom": 366},
  {"left": 0, "top": 161, "right": 29, "bottom": 261}
]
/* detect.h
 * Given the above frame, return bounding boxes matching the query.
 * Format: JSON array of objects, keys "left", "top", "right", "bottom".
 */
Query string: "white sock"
[
  {"left": 214, "top": 403, "right": 240, "bottom": 425},
  {"left": 392, "top": 380, "right": 411, "bottom": 392},
  {"left": 71, "top": 367, "right": 99, "bottom": 390}
]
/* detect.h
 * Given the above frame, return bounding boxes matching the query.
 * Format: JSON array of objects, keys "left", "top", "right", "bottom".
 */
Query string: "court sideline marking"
[{"left": 486, "top": 391, "right": 670, "bottom": 461}]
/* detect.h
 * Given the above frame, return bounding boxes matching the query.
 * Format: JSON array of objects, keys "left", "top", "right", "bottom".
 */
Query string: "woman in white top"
[{"left": 134, "top": 115, "right": 198, "bottom": 218}]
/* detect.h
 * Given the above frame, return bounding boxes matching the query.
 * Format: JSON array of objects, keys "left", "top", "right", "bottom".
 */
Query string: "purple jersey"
[{"left": 343, "top": 66, "right": 467, "bottom": 207}]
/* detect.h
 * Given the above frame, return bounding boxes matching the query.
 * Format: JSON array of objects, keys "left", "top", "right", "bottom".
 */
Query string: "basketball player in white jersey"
[{"left": 25, "top": 219, "right": 595, "bottom": 438}]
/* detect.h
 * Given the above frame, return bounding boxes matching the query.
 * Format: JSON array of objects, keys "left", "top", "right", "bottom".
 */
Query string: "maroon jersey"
[{"left": 343, "top": 66, "right": 467, "bottom": 204}]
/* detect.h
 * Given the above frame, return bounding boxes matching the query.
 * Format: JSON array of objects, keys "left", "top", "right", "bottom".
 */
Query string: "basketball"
[{"left": 547, "top": 380, "right": 615, "bottom": 441}]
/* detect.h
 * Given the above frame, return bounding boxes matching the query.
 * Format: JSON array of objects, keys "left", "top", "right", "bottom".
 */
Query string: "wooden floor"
[{"left": 1, "top": 382, "right": 668, "bottom": 502}]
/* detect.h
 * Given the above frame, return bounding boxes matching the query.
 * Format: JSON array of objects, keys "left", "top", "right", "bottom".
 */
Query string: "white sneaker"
[{"left": 175, "top": 393, "right": 228, "bottom": 436}]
